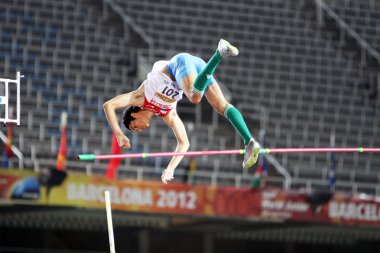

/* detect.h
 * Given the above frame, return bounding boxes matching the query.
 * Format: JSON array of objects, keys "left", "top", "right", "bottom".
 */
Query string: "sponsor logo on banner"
[
  {"left": 261, "top": 190, "right": 311, "bottom": 219},
  {"left": 329, "top": 201, "right": 380, "bottom": 222},
  {"left": 2, "top": 170, "right": 380, "bottom": 226},
  {"left": 67, "top": 183, "right": 197, "bottom": 211}
]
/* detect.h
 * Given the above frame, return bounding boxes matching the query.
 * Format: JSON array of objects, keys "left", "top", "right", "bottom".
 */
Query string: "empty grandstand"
[
  {"left": 0, "top": 0, "right": 379, "bottom": 193},
  {"left": 1, "top": 0, "right": 380, "bottom": 253}
]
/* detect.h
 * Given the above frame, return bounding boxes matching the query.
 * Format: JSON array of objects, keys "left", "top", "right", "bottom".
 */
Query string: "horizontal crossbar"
[{"left": 77, "top": 147, "right": 380, "bottom": 161}]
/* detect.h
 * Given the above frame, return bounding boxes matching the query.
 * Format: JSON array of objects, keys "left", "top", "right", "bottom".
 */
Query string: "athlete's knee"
[
  {"left": 189, "top": 93, "right": 202, "bottom": 104},
  {"left": 223, "top": 103, "right": 234, "bottom": 117},
  {"left": 211, "top": 100, "right": 228, "bottom": 115}
]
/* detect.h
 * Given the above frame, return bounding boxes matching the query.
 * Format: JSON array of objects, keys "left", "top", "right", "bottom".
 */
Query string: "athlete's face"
[{"left": 129, "top": 111, "right": 151, "bottom": 131}]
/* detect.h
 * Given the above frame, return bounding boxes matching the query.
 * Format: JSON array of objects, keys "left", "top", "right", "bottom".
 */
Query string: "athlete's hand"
[
  {"left": 161, "top": 168, "right": 174, "bottom": 184},
  {"left": 116, "top": 134, "right": 131, "bottom": 149}
]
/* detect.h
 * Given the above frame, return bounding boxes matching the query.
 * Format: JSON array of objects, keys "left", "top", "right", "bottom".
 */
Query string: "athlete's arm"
[
  {"left": 103, "top": 82, "right": 145, "bottom": 148},
  {"left": 161, "top": 105, "right": 190, "bottom": 184}
]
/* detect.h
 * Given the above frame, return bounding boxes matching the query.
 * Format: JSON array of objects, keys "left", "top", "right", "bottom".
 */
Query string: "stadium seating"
[
  {"left": 114, "top": 0, "right": 380, "bottom": 194},
  {"left": 325, "top": 0, "right": 380, "bottom": 53},
  {"left": 0, "top": 0, "right": 134, "bottom": 163},
  {"left": 0, "top": 0, "right": 379, "bottom": 195}
]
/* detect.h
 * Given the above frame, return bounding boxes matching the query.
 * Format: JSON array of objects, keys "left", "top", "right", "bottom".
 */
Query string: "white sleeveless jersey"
[{"left": 144, "top": 60, "right": 183, "bottom": 114}]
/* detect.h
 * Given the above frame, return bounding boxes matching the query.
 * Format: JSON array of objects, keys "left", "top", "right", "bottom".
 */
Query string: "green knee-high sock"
[
  {"left": 224, "top": 104, "right": 252, "bottom": 146},
  {"left": 192, "top": 50, "right": 223, "bottom": 94}
]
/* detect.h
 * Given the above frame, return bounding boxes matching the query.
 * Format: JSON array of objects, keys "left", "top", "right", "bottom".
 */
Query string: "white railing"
[
  {"left": 0, "top": 130, "right": 23, "bottom": 169},
  {"left": 26, "top": 158, "right": 379, "bottom": 195}
]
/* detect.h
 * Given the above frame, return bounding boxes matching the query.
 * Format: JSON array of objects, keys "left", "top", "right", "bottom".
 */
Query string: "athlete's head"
[{"left": 122, "top": 106, "right": 151, "bottom": 131}]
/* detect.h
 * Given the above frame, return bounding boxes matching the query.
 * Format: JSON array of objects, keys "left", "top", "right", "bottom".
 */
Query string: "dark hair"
[{"left": 122, "top": 106, "right": 141, "bottom": 130}]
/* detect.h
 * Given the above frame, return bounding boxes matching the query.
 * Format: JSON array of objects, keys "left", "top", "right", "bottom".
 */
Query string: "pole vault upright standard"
[
  {"left": 77, "top": 148, "right": 380, "bottom": 161},
  {"left": 0, "top": 71, "right": 23, "bottom": 125}
]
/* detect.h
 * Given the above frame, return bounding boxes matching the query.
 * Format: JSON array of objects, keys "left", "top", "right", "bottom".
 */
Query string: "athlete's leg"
[
  {"left": 205, "top": 82, "right": 261, "bottom": 169},
  {"left": 181, "top": 73, "right": 202, "bottom": 104},
  {"left": 171, "top": 40, "right": 238, "bottom": 104},
  {"left": 205, "top": 82, "right": 251, "bottom": 145},
  {"left": 168, "top": 53, "right": 203, "bottom": 104},
  {"left": 192, "top": 39, "right": 239, "bottom": 96}
]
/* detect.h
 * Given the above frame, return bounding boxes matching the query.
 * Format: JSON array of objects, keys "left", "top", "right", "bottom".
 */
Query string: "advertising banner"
[
  {"left": 0, "top": 169, "right": 379, "bottom": 226},
  {"left": 0, "top": 169, "right": 260, "bottom": 217},
  {"left": 259, "top": 189, "right": 380, "bottom": 226}
]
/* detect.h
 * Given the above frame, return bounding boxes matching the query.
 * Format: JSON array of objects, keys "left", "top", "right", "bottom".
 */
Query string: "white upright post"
[
  {"left": 4, "top": 80, "right": 9, "bottom": 122},
  {"left": 105, "top": 191, "right": 116, "bottom": 253},
  {"left": 16, "top": 71, "right": 23, "bottom": 125},
  {"left": 0, "top": 72, "right": 23, "bottom": 125}
]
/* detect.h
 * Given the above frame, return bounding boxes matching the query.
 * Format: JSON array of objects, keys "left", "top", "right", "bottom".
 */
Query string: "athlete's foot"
[
  {"left": 242, "top": 138, "right": 261, "bottom": 169},
  {"left": 218, "top": 39, "right": 239, "bottom": 57}
]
